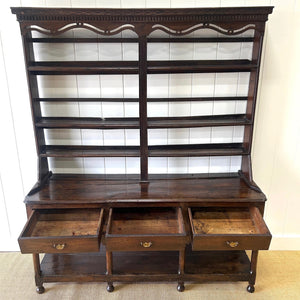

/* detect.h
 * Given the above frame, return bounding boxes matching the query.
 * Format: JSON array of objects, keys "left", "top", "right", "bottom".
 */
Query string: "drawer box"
[
  {"left": 188, "top": 207, "right": 271, "bottom": 251},
  {"left": 18, "top": 208, "right": 104, "bottom": 254},
  {"left": 105, "top": 207, "right": 188, "bottom": 251}
]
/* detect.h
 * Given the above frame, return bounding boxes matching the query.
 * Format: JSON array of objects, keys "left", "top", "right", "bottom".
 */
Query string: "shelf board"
[
  {"left": 148, "top": 60, "right": 256, "bottom": 74},
  {"left": 148, "top": 114, "right": 251, "bottom": 128},
  {"left": 147, "top": 96, "right": 248, "bottom": 102},
  {"left": 40, "top": 143, "right": 245, "bottom": 158},
  {"left": 34, "top": 96, "right": 248, "bottom": 103},
  {"left": 28, "top": 60, "right": 256, "bottom": 75},
  {"left": 28, "top": 37, "right": 139, "bottom": 43},
  {"left": 148, "top": 37, "right": 254, "bottom": 43},
  {"left": 28, "top": 61, "right": 139, "bottom": 75},
  {"left": 148, "top": 143, "right": 246, "bottom": 157},
  {"left": 50, "top": 172, "right": 240, "bottom": 181},
  {"left": 40, "top": 249, "right": 250, "bottom": 281},
  {"left": 28, "top": 37, "right": 254, "bottom": 43},
  {"left": 36, "top": 115, "right": 250, "bottom": 129},
  {"left": 40, "top": 145, "right": 140, "bottom": 157},
  {"left": 33, "top": 96, "right": 248, "bottom": 103},
  {"left": 35, "top": 97, "right": 140, "bottom": 102},
  {"left": 36, "top": 117, "right": 140, "bottom": 129}
]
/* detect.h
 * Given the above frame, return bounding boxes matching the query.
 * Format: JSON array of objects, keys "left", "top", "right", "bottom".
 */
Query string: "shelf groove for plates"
[
  {"left": 28, "top": 37, "right": 254, "bottom": 43},
  {"left": 37, "top": 117, "right": 140, "bottom": 129},
  {"left": 148, "top": 60, "right": 256, "bottom": 74},
  {"left": 34, "top": 96, "right": 248, "bottom": 102},
  {"left": 40, "top": 143, "right": 246, "bottom": 158},
  {"left": 148, "top": 143, "right": 246, "bottom": 157},
  {"left": 36, "top": 115, "right": 251, "bottom": 129},
  {"left": 40, "top": 145, "right": 140, "bottom": 157},
  {"left": 28, "top": 60, "right": 256, "bottom": 75}
]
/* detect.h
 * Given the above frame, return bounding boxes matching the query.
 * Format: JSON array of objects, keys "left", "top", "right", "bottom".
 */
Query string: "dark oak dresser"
[{"left": 11, "top": 6, "right": 273, "bottom": 294}]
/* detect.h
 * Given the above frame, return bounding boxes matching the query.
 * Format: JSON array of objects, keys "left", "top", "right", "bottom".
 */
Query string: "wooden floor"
[{"left": 0, "top": 251, "right": 299, "bottom": 300}]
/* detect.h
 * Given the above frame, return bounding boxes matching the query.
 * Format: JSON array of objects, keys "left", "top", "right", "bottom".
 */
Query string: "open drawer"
[
  {"left": 105, "top": 207, "right": 188, "bottom": 251},
  {"left": 18, "top": 208, "right": 104, "bottom": 254},
  {"left": 188, "top": 207, "right": 271, "bottom": 251}
]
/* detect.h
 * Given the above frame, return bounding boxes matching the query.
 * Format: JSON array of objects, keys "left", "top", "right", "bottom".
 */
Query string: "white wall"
[{"left": 0, "top": 0, "right": 299, "bottom": 250}]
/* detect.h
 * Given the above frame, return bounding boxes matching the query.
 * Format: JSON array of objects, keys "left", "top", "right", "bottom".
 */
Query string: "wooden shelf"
[
  {"left": 28, "top": 60, "right": 256, "bottom": 75},
  {"left": 147, "top": 60, "right": 256, "bottom": 74},
  {"left": 40, "top": 145, "right": 140, "bottom": 157},
  {"left": 148, "top": 37, "right": 254, "bottom": 43},
  {"left": 28, "top": 37, "right": 254, "bottom": 43},
  {"left": 36, "top": 117, "right": 140, "bottom": 129},
  {"left": 148, "top": 114, "right": 251, "bottom": 128},
  {"left": 35, "top": 97, "right": 140, "bottom": 102},
  {"left": 39, "top": 143, "right": 245, "bottom": 158},
  {"left": 37, "top": 115, "right": 250, "bottom": 129},
  {"left": 35, "top": 96, "right": 248, "bottom": 102},
  {"left": 28, "top": 61, "right": 139, "bottom": 75},
  {"left": 40, "top": 249, "right": 250, "bottom": 281},
  {"left": 147, "top": 96, "right": 248, "bottom": 102},
  {"left": 28, "top": 37, "right": 139, "bottom": 43},
  {"left": 148, "top": 143, "right": 246, "bottom": 157}
]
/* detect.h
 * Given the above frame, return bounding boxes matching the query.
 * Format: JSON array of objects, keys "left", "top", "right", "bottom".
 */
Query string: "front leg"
[
  {"left": 33, "top": 254, "right": 45, "bottom": 294},
  {"left": 177, "top": 249, "right": 185, "bottom": 292},
  {"left": 106, "top": 251, "right": 114, "bottom": 292},
  {"left": 247, "top": 250, "right": 258, "bottom": 293}
]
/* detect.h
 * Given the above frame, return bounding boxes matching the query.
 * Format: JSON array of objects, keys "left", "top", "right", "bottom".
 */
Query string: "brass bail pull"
[
  {"left": 140, "top": 241, "right": 152, "bottom": 248},
  {"left": 226, "top": 241, "right": 239, "bottom": 248},
  {"left": 53, "top": 243, "right": 66, "bottom": 250}
]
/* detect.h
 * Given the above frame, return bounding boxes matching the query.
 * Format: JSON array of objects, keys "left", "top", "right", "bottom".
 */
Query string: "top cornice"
[
  {"left": 11, "top": 7, "right": 273, "bottom": 23},
  {"left": 11, "top": 7, "right": 273, "bottom": 37}
]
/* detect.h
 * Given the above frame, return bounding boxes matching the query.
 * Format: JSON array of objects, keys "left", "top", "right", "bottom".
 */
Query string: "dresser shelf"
[{"left": 36, "top": 114, "right": 251, "bottom": 129}]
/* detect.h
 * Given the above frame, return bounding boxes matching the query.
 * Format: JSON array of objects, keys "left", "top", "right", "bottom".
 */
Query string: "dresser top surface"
[{"left": 25, "top": 174, "right": 266, "bottom": 206}]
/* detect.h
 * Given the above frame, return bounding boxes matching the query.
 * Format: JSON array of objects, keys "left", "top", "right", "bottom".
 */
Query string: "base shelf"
[{"left": 40, "top": 248, "right": 250, "bottom": 283}]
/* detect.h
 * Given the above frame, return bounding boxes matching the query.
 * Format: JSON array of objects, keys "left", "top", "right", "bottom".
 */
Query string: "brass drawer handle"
[
  {"left": 140, "top": 241, "right": 152, "bottom": 248},
  {"left": 226, "top": 241, "right": 239, "bottom": 248},
  {"left": 53, "top": 243, "right": 66, "bottom": 250}
]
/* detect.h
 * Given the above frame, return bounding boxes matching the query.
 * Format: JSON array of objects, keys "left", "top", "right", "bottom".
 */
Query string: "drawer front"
[
  {"left": 19, "top": 236, "right": 100, "bottom": 254},
  {"left": 105, "top": 235, "right": 187, "bottom": 251},
  {"left": 189, "top": 207, "right": 272, "bottom": 251},
  {"left": 18, "top": 208, "right": 103, "bottom": 254},
  {"left": 191, "top": 235, "right": 271, "bottom": 251}
]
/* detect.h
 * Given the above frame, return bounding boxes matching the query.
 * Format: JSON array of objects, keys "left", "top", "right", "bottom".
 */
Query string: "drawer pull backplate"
[
  {"left": 140, "top": 241, "right": 152, "bottom": 248},
  {"left": 226, "top": 241, "right": 239, "bottom": 248},
  {"left": 53, "top": 243, "right": 66, "bottom": 250}
]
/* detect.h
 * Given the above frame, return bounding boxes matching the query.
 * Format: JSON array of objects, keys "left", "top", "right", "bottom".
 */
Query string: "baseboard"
[{"left": 269, "top": 235, "right": 300, "bottom": 250}]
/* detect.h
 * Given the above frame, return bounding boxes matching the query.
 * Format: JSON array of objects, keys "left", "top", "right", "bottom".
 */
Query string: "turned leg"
[
  {"left": 177, "top": 249, "right": 185, "bottom": 292},
  {"left": 33, "top": 254, "right": 45, "bottom": 294},
  {"left": 106, "top": 251, "right": 114, "bottom": 292},
  {"left": 247, "top": 250, "right": 258, "bottom": 293}
]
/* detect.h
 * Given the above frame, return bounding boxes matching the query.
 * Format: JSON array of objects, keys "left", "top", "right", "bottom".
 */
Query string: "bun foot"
[
  {"left": 247, "top": 284, "right": 255, "bottom": 293},
  {"left": 107, "top": 283, "right": 114, "bottom": 293},
  {"left": 177, "top": 282, "right": 185, "bottom": 292},
  {"left": 36, "top": 286, "right": 45, "bottom": 294}
]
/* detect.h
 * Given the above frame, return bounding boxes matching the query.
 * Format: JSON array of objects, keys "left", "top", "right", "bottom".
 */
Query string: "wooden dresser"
[{"left": 11, "top": 6, "right": 273, "bottom": 294}]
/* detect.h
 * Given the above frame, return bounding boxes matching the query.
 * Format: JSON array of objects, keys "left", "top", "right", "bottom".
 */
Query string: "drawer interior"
[
  {"left": 107, "top": 207, "right": 185, "bottom": 235},
  {"left": 23, "top": 209, "right": 102, "bottom": 238},
  {"left": 189, "top": 207, "right": 268, "bottom": 235}
]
